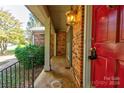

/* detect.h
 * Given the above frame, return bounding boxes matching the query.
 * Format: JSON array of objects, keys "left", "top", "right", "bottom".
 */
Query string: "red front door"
[{"left": 92, "top": 5, "right": 124, "bottom": 88}]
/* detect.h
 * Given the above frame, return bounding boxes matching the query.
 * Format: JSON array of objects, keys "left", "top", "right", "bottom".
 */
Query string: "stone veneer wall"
[
  {"left": 72, "top": 6, "right": 84, "bottom": 87},
  {"left": 56, "top": 32, "right": 66, "bottom": 56}
]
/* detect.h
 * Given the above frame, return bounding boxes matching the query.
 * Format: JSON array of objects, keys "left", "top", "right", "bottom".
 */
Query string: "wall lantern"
[{"left": 65, "top": 6, "right": 77, "bottom": 26}]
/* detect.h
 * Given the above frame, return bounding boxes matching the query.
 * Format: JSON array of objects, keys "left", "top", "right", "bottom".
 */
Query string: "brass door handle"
[{"left": 88, "top": 47, "right": 97, "bottom": 60}]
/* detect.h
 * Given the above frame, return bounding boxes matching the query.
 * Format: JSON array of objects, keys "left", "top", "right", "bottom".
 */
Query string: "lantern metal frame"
[{"left": 65, "top": 6, "right": 77, "bottom": 26}]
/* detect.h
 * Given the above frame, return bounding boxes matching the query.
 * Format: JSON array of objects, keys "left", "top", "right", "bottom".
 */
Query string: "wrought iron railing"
[{"left": 0, "top": 56, "right": 36, "bottom": 88}]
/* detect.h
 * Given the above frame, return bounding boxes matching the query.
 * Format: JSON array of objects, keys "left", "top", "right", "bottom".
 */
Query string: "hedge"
[{"left": 15, "top": 44, "right": 44, "bottom": 69}]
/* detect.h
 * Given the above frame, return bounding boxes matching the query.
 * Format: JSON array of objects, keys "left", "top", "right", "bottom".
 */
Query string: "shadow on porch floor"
[{"left": 34, "top": 56, "right": 76, "bottom": 88}]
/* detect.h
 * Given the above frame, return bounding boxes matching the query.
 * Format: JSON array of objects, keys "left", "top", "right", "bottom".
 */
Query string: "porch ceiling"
[{"left": 47, "top": 5, "right": 71, "bottom": 32}]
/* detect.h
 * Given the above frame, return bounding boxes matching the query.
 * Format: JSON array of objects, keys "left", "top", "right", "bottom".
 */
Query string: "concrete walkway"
[
  {"left": 34, "top": 56, "right": 76, "bottom": 88},
  {"left": 0, "top": 55, "right": 16, "bottom": 63},
  {"left": 0, "top": 55, "right": 17, "bottom": 71}
]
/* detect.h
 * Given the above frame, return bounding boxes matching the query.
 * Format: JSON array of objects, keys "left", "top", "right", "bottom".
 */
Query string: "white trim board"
[{"left": 83, "top": 5, "right": 92, "bottom": 88}]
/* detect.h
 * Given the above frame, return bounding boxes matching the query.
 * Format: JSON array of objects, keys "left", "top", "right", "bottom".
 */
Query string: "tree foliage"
[
  {"left": 27, "top": 13, "right": 42, "bottom": 29},
  {"left": 26, "top": 13, "right": 42, "bottom": 43},
  {"left": 0, "top": 9, "right": 25, "bottom": 54}
]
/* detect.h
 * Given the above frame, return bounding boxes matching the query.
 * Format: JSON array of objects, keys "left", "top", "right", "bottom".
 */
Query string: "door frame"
[{"left": 83, "top": 5, "right": 93, "bottom": 88}]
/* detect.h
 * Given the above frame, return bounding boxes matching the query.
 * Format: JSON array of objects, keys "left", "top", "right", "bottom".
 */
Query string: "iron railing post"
[
  {"left": 32, "top": 56, "right": 35, "bottom": 88},
  {"left": 10, "top": 66, "right": 12, "bottom": 87},
  {"left": 14, "top": 64, "right": 16, "bottom": 88},
  {"left": 1, "top": 71, "right": 3, "bottom": 88},
  {"left": 0, "top": 55, "right": 38, "bottom": 88},
  {"left": 28, "top": 55, "right": 35, "bottom": 88},
  {"left": 6, "top": 68, "right": 8, "bottom": 88},
  {"left": 28, "top": 57, "right": 30, "bottom": 88},
  {"left": 19, "top": 62, "right": 21, "bottom": 87}
]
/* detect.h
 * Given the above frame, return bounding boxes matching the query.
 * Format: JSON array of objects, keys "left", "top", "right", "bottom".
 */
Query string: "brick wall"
[
  {"left": 33, "top": 32, "right": 44, "bottom": 46},
  {"left": 72, "top": 6, "right": 84, "bottom": 87},
  {"left": 57, "top": 32, "right": 66, "bottom": 56}
]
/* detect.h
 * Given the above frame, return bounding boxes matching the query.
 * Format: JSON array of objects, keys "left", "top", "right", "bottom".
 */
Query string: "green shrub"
[{"left": 15, "top": 44, "right": 44, "bottom": 69}]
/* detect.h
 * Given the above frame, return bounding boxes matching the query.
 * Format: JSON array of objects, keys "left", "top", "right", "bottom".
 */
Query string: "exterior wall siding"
[{"left": 72, "top": 5, "right": 84, "bottom": 87}]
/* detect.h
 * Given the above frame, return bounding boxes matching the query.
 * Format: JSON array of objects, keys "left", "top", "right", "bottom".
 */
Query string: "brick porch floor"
[{"left": 34, "top": 56, "right": 76, "bottom": 88}]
